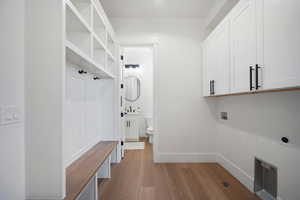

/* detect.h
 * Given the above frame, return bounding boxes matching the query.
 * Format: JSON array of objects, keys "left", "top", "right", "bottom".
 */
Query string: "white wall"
[
  {"left": 215, "top": 91, "right": 300, "bottom": 200},
  {"left": 112, "top": 18, "right": 218, "bottom": 162},
  {"left": 0, "top": 0, "right": 25, "bottom": 199},
  {"left": 123, "top": 47, "right": 154, "bottom": 119},
  {"left": 113, "top": 16, "right": 300, "bottom": 200}
]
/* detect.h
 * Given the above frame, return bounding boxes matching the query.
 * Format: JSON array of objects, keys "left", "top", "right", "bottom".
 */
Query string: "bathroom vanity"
[{"left": 124, "top": 114, "right": 141, "bottom": 141}]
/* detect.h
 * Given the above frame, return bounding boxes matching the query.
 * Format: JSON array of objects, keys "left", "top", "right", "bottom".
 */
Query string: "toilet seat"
[
  {"left": 146, "top": 127, "right": 154, "bottom": 144},
  {"left": 147, "top": 127, "right": 154, "bottom": 134}
]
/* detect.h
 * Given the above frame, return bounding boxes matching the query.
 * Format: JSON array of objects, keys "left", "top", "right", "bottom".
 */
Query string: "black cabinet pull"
[
  {"left": 255, "top": 64, "right": 261, "bottom": 90},
  {"left": 249, "top": 66, "right": 254, "bottom": 91},
  {"left": 209, "top": 80, "right": 212, "bottom": 95},
  {"left": 209, "top": 80, "right": 215, "bottom": 95},
  {"left": 211, "top": 80, "right": 215, "bottom": 95}
]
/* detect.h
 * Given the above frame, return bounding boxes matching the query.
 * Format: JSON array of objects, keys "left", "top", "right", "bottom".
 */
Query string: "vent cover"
[{"left": 254, "top": 158, "right": 278, "bottom": 200}]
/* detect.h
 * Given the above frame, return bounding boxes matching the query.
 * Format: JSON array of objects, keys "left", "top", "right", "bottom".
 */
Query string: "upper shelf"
[
  {"left": 69, "top": 0, "right": 92, "bottom": 27},
  {"left": 66, "top": 40, "right": 115, "bottom": 79},
  {"left": 66, "top": 0, "right": 92, "bottom": 33},
  {"left": 93, "top": 33, "right": 116, "bottom": 62},
  {"left": 64, "top": 0, "right": 117, "bottom": 77}
]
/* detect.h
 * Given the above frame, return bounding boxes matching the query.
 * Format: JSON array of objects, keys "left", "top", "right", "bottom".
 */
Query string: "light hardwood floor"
[{"left": 99, "top": 139, "right": 260, "bottom": 200}]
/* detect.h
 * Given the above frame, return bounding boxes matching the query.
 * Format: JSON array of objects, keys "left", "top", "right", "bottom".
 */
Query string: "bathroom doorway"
[{"left": 120, "top": 45, "right": 156, "bottom": 156}]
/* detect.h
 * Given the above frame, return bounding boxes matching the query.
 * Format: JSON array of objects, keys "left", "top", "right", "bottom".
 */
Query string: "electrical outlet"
[
  {"left": 0, "top": 106, "right": 22, "bottom": 126},
  {"left": 221, "top": 112, "right": 228, "bottom": 120}
]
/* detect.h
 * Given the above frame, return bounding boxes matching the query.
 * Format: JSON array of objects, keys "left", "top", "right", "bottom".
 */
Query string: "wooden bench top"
[{"left": 65, "top": 141, "right": 118, "bottom": 200}]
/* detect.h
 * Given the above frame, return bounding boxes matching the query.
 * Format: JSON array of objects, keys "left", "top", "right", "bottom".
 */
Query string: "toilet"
[{"left": 145, "top": 117, "right": 154, "bottom": 144}]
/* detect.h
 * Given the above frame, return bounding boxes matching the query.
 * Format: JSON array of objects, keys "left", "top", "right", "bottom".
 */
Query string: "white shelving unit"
[
  {"left": 93, "top": 6, "right": 107, "bottom": 47},
  {"left": 93, "top": 34, "right": 106, "bottom": 68},
  {"left": 69, "top": 0, "right": 92, "bottom": 27},
  {"left": 65, "top": 0, "right": 117, "bottom": 78},
  {"left": 26, "top": 0, "right": 121, "bottom": 199}
]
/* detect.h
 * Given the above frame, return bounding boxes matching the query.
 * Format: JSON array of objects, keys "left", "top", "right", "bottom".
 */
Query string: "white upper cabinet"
[
  {"left": 230, "top": 0, "right": 257, "bottom": 93},
  {"left": 203, "top": 0, "right": 300, "bottom": 96},
  {"left": 214, "top": 19, "right": 231, "bottom": 95},
  {"left": 258, "top": 0, "right": 300, "bottom": 90},
  {"left": 203, "top": 18, "right": 230, "bottom": 96},
  {"left": 203, "top": 37, "right": 216, "bottom": 96}
]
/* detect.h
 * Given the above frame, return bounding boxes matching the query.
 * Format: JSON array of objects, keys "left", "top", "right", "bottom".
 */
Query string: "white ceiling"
[{"left": 99, "top": 0, "right": 219, "bottom": 19}]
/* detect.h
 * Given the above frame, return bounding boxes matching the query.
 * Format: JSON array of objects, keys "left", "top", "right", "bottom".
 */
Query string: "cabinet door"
[
  {"left": 203, "top": 40, "right": 209, "bottom": 97},
  {"left": 125, "top": 120, "right": 130, "bottom": 140},
  {"left": 259, "top": 0, "right": 300, "bottom": 90},
  {"left": 203, "top": 40, "right": 212, "bottom": 96},
  {"left": 125, "top": 119, "right": 139, "bottom": 141},
  {"left": 203, "top": 37, "right": 217, "bottom": 96},
  {"left": 230, "top": 0, "right": 257, "bottom": 93},
  {"left": 213, "top": 19, "right": 231, "bottom": 95}
]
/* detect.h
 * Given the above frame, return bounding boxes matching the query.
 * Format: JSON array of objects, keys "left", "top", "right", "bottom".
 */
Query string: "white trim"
[
  {"left": 216, "top": 154, "right": 284, "bottom": 200},
  {"left": 152, "top": 43, "right": 159, "bottom": 163},
  {"left": 120, "top": 43, "right": 159, "bottom": 162},
  {"left": 216, "top": 153, "right": 254, "bottom": 192},
  {"left": 157, "top": 153, "right": 216, "bottom": 163},
  {"left": 26, "top": 196, "right": 62, "bottom": 200}
]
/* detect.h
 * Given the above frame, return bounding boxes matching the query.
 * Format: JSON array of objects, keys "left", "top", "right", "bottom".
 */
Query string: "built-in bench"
[{"left": 65, "top": 141, "right": 118, "bottom": 200}]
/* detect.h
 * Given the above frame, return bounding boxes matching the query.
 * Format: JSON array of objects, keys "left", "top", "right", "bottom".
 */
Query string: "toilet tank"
[{"left": 145, "top": 117, "right": 153, "bottom": 128}]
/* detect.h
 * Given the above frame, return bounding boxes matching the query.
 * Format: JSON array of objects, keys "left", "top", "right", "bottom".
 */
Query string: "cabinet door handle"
[
  {"left": 249, "top": 66, "right": 254, "bottom": 91},
  {"left": 209, "top": 80, "right": 212, "bottom": 95},
  {"left": 255, "top": 64, "right": 261, "bottom": 90},
  {"left": 212, "top": 80, "right": 215, "bottom": 95},
  {"left": 210, "top": 80, "right": 214, "bottom": 95},
  {"left": 129, "top": 121, "right": 130, "bottom": 127}
]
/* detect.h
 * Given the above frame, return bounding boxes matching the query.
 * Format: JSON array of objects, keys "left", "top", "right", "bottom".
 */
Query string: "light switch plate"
[{"left": 0, "top": 106, "right": 22, "bottom": 126}]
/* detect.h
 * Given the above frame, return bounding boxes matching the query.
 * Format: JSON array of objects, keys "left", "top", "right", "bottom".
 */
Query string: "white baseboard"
[
  {"left": 26, "top": 196, "right": 62, "bottom": 200},
  {"left": 157, "top": 152, "right": 216, "bottom": 163},
  {"left": 216, "top": 154, "right": 283, "bottom": 200},
  {"left": 216, "top": 154, "right": 254, "bottom": 192}
]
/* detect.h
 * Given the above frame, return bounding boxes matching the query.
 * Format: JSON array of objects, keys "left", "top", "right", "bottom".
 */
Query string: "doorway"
[{"left": 120, "top": 45, "right": 155, "bottom": 156}]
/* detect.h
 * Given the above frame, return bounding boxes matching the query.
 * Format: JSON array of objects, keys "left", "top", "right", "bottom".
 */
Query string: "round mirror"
[{"left": 124, "top": 76, "right": 141, "bottom": 102}]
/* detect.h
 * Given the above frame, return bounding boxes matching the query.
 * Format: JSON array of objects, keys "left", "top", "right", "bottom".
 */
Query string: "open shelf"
[
  {"left": 93, "top": 6, "right": 107, "bottom": 47},
  {"left": 69, "top": 0, "right": 92, "bottom": 27},
  {"left": 107, "top": 58, "right": 116, "bottom": 75},
  {"left": 93, "top": 35, "right": 106, "bottom": 68},
  {"left": 66, "top": 40, "right": 115, "bottom": 79},
  {"left": 107, "top": 51, "right": 116, "bottom": 62},
  {"left": 66, "top": 2, "right": 92, "bottom": 57},
  {"left": 107, "top": 34, "right": 116, "bottom": 60}
]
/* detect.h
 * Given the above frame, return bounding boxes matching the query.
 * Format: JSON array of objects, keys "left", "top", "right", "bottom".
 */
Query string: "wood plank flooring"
[{"left": 99, "top": 140, "right": 260, "bottom": 200}]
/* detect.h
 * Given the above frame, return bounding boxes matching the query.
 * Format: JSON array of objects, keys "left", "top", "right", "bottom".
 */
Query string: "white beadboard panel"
[{"left": 65, "top": 63, "right": 115, "bottom": 166}]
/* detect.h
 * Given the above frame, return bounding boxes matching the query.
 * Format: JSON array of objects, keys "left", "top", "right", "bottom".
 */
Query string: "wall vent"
[{"left": 254, "top": 157, "right": 278, "bottom": 200}]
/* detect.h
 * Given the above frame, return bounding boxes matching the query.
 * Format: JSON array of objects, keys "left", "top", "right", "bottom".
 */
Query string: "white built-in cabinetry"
[
  {"left": 259, "top": 0, "right": 300, "bottom": 90},
  {"left": 125, "top": 116, "right": 140, "bottom": 141},
  {"left": 26, "top": 0, "right": 120, "bottom": 199},
  {"left": 203, "top": 0, "right": 300, "bottom": 96},
  {"left": 203, "top": 17, "right": 230, "bottom": 96}
]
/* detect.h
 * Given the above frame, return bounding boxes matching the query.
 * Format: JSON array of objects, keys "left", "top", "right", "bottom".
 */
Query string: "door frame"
[{"left": 120, "top": 43, "right": 159, "bottom": 162}]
